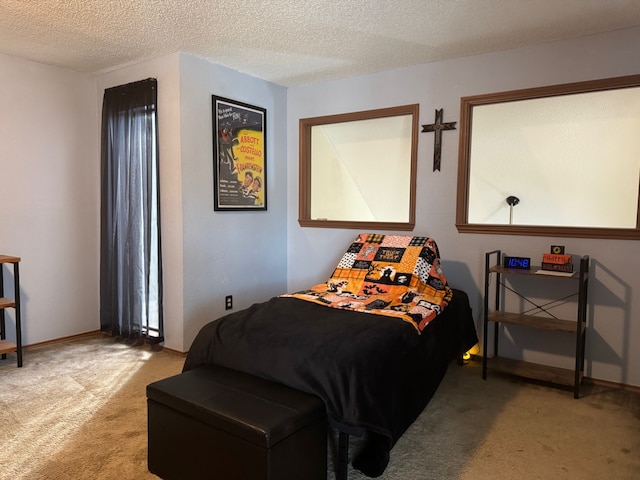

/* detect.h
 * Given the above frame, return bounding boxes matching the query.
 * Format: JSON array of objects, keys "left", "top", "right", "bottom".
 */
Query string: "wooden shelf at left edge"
[
  {"left": 0, "top": 255, "right": 21, "bottom": 264},
  {"left": 0, "top": 339, "right": 18, "bottom": 355}
]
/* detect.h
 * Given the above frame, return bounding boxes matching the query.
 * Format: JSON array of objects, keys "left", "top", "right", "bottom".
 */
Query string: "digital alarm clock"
[{"left": 503, "top": 256, "right": 531, "bottom": 270}]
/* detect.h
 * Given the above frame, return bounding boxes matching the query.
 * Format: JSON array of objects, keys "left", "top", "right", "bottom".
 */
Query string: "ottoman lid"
[{"left": 147, "top": 365, "right": 325, "bottom": 448}]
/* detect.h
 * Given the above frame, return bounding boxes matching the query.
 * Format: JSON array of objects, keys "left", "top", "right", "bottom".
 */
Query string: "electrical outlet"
[{"left": 225, "top": 295, "right": 233, "bottom": 310}]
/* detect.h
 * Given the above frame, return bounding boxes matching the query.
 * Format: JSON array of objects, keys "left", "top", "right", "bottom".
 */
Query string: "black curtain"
[{"left": 100, "top": 78, "right": 164, "bottom": 343}]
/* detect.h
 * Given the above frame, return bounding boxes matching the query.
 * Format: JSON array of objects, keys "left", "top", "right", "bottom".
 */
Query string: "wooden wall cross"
[{"left": 421, "top": 109, "right": 457, "bottom": 171}]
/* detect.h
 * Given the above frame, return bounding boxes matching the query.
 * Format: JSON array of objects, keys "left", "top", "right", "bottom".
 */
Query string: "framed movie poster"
[{"left": 212, "top": 95, "right": 267, "bottom": 210}]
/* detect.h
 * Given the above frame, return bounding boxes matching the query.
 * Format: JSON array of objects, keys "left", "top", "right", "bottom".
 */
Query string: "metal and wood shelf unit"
[
  {"left": 482, "top": 250, "right": 589, "bottom": 398},
  {"left": 0, "top": 255, "right": 22, "bottom": 367}
]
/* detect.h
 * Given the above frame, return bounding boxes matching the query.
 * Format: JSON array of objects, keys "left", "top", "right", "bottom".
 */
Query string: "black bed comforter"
[{"left": 183, "top": 288, "right": 477, "bottom": 448}]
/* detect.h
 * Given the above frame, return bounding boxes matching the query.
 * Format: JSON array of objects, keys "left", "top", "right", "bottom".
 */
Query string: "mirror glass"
[
  {"left": 456, "top": 75, "right": 640, "bottom": 239},
  {"left": 299, "top": 104, "right": 419, "bottom": 230}
]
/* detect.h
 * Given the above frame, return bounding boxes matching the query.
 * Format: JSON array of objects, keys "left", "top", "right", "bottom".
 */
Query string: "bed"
[{"left": 183, "top": 233, "right": 478, "bottom": 478}]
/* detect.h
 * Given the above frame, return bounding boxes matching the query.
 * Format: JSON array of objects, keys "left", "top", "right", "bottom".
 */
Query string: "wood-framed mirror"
[
  {"left": 299, "top": 104, "right": 419, "bottom": 230},
  {"left": 456, "top": 74, "right": 640, "bottom": 240}
]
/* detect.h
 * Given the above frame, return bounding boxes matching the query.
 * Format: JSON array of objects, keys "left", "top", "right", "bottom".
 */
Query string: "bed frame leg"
[{"left": 336, "top": 430, "right": 349, "bottom": 480}]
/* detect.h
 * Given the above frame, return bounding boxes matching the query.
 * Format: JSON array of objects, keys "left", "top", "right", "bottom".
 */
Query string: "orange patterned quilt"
[{"left": 283, "top": 233, "right": 452, "bottom": 333}]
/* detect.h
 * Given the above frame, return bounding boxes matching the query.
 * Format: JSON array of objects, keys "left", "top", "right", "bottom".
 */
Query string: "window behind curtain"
[{"left": 100, "top": 78, "right": 163, "bottom": 343}]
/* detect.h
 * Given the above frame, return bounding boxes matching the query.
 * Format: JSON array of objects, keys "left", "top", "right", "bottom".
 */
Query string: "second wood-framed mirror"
[{"left": 456, "top": 74, "right": 640, "bottom": 240}]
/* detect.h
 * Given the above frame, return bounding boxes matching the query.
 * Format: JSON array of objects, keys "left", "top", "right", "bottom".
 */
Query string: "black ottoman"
[{"left": 147, "top": 364, "right": 327, "bottom": 480}]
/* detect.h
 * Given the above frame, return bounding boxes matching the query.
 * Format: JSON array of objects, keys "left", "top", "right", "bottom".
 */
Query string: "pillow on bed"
[{"left": 284, "top": 233, "right": 452, "bottom": 333}]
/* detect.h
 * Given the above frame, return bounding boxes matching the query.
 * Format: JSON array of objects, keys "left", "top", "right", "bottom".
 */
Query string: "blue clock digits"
[{"left": 504, "top": 256, "right": 531, "bottom": 269}]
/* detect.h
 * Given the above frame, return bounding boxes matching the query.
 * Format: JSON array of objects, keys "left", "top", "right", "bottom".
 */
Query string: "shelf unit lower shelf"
[
  {"left": 487, "top": 311, "right": 585, "bottom": 334},
  {"left": 0, "top": 339, "right": 18, "bottom": 355},
  {"left": 486, "top": 356, "right": 583, "bottom": 389},
  {"left": 0, "top": 296, "right": 18, "bottom": 357}
]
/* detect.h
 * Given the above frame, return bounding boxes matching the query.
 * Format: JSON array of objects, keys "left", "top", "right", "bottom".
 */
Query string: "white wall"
[
  {"left": 1, "top": 50, "right": 287, "bottom": 354},
  {"left": 0, "top": 53, "right": 98, "bottom": 344},
  {"left": 178, "top": 54, "right": 288, "bottom": 351},
  {"left": 287, "top": 27, "right": 640, "bottom": 387}
]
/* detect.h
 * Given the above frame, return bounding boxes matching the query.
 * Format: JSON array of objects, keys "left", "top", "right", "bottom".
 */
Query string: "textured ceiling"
[{"left": 1, "top": 0, "right": 640, "bottom": 87}]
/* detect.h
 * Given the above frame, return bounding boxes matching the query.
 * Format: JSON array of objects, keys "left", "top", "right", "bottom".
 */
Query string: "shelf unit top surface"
[{"left": 489, "top": 265, "right": 579, "bottom": 279}]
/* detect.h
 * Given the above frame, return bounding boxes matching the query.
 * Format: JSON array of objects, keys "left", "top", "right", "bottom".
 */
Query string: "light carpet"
[{"left": 1, "top": 334, "right": 638, "bottom": 480}]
